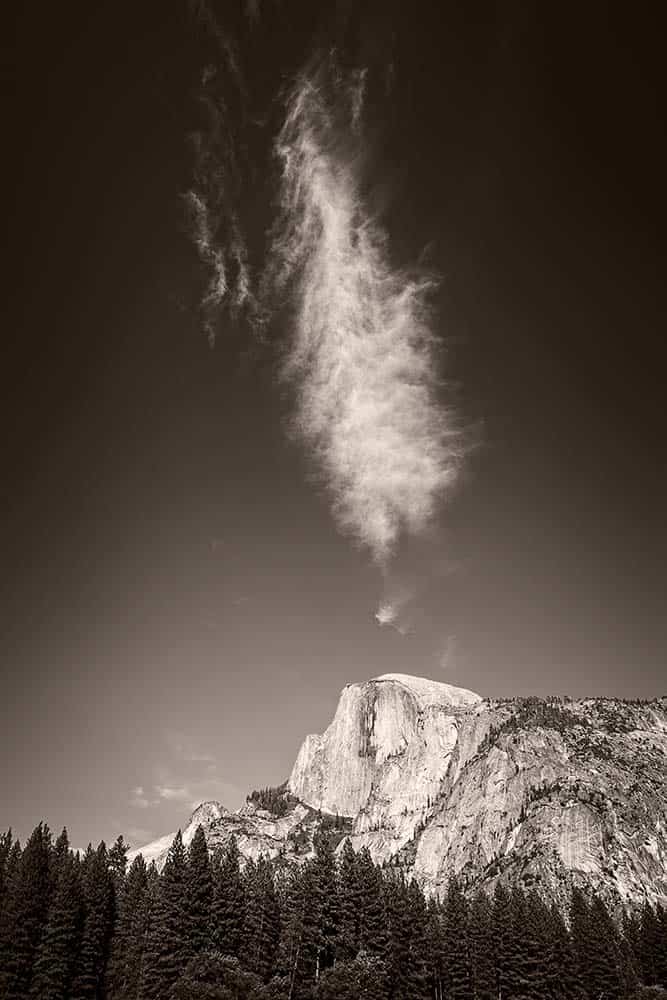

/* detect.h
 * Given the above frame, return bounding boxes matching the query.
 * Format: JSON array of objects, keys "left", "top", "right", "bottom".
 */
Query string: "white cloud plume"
[{"left": 269, "top": 60, "right": 462, "bottom": 566}]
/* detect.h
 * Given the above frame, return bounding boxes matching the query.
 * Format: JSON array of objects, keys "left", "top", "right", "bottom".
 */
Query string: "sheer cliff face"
[
  {"left": 413, "top": 699, "right": 667, "bottom": 909},
  {"left": 133, "top": 675, "right": 667, "bottom": 910},
  {"left": 288, "top": 674, "right": 481, "bottom": 852}
]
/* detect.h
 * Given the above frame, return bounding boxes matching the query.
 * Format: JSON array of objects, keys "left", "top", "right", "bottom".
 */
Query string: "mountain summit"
[
  {"left": 288, "top": 673, "right": 481, "bottom": 831},
  {"left": 132, "top": 674, "right": 667, "bottom": 910}
]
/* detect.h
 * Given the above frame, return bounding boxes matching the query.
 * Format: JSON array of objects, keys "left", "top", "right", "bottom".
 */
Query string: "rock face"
[
  {"left": 288, "top": 673, "right": 481, "bottom": 855},
  {"left": 411, "top": 699, "right": 667, "bottom": 910},
  {"left": 131, "top": 674, "right": 667, "bottom": 910}
]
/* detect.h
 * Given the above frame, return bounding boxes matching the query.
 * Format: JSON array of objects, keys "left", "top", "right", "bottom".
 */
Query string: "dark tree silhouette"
[
  {"left": 212, "top": 835, "right": 245, "bottom": 958},
  {"left": 2, "top": 822, "right": 52, "bottom": 998},
  {"left": 71, "top": 842, "right": 114, "bottom": 1000},
  {"left": 0, "top": 818, "right": 665, "bottom": 1000},
  {"left": 186, "top": 825, "right": 214, "bottom": 955},
  {"left": 30, "top": 852, "right": 83, "bottom": 1000},
  {"left": 139, "top": 831, "right": 190, "bottom": 1000}
]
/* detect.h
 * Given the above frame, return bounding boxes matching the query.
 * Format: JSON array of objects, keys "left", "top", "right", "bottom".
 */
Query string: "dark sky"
[{"left": 3, "top": 2, "right": 665, "bottom": 850}]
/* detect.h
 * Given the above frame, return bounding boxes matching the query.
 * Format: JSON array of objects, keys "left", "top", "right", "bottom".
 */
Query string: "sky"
[{"left": 2, "top": 2, "right": 665, "bottom": 850}]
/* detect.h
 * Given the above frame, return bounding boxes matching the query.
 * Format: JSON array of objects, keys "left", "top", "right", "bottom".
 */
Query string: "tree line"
[{"left": 0, "top": 822, "right": 665, "bottom": 999}]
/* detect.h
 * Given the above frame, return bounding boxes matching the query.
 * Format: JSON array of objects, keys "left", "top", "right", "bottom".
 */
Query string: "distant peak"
[
  {"left": 371, "top": 672, "right": 481, "bottom": 707},
  {"left": 189, "top": 801, "right": 227, "bottom": 826}
]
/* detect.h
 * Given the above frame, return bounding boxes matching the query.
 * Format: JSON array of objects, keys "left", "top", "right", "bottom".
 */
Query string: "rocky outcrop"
[
  {"left": 132, "top": 674, "right": 667, "bottom": 910},
  {"left": 129, "top": 795, "right": 350, "bottom": 870}
]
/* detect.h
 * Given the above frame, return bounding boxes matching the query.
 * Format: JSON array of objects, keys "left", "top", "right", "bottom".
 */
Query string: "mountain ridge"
[{"left": 131, "top": 674, "right": 667, "bottom": 911}]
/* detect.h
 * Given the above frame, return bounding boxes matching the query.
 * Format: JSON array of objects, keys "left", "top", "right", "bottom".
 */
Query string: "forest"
[{"left": 0, "top": 822, "right": 665, "bottom": 1000}]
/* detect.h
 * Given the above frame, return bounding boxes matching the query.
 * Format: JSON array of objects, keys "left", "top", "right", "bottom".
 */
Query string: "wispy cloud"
[
  {"left": 439, "top": 634, "right": 459, "bottom": 673},
  {"left": 129, "top": 782, "right": 202, "bottom": 809},
  {"left": 374, "top": 602, "right": 413, "bottom": 635},
  {"left": 186, "top": 776, "right": 241, "bottom": 810},
  {"left": 165, "top": 730, "right": 217, "bottom": 764},
  {"left": 156, "top": 785, "right": 191, "bottom": 802},
  {"left": 374, "top": 577, "right": 416, "bottom": 634},
  {"left": 129, "top": 786, "right": 154, "bottom": 809},
  {"left": 268, "top": 56, "right": 462, "bottom": 567},
  {"left": 184, "top": 37, "right": 465, "bottom": 583},
  {"left": 130, "top": 743, "right": 242, "bottom": 815},
  {"left": 184, "top": 2, "right": 255, "bottom": 344}
]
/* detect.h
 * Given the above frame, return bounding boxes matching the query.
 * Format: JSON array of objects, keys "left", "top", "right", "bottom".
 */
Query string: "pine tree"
[
  {"left": 0, "top": 830, "right": 12, "bottom": 903},
  {"left": 654, "top": 904, "right": 667, "bottom": 988},
  {"left": 618, "top": 928, "right": 640, "bottom": 999},
  {"left": 51, "top": 829, "right": 70, "bottom": 880},
  {"left": 3, "top": 822, "right": 53, "bottom": 998},
  {"left": 601, "top": 895, "right": 632, "bottom": 998},
  {"left": 580, "top": 893, "right": 624, "bottom": 1000},
  {"left": 316, "top": 951, "right": 388, "bottom": 1000},
  {"left": 241, "top": 857, "right": 280, "bottom": 982},
  {"left": 492, "top": 882, "right": 513, "bottom": 1000},
  {"left": 468, "top": 890, "right": 495, "bottom": 1000},
  {"left": 336, "top": 839, "right": 362, "bottom": 961},
  {"left": 104, "top": 834, "right": 128, "bottom": 996},
  {"left": 46, "top": 830, "right": 72, "bottom": 930},
  {"left": 108, "top": 836, "right": 128, "bottom": 893},
  {"left": 356, "top": 849, "right": 386, "bottom": 957},
  {"left": 405, "top": 878, "right": 431, "bottom": 1000},
  {"left": 310, "top": 831, "right": 338, "bottom": 981},
  {"left": 383, "top": 870, "right": 423, "bottom": 1000},
  {"left": 547, "top": 902, "right": 582, "bottom": 1000},
  {"left": 425, "top": 897, "right": 445, "bottom": 1000},
  {"left": 639, "top": 903, "right": 664, "bottom": 987},
  {"left": 625, "top": 908, "right": 643, "bottom": 984},
  {"left": 30, "top": 852, "right": 83, "bottom": 1000},
  {"left": 169, "top": 952, "right": 266, "bottom": 999},
  {"left": 275, "top": 836, "right": 338, "bottom": 997},
  {"left": 278, "top": 861, "right": 321, "bottom": 998},
  {"left": 211, "top": 836, "right": 245, "bottom": 958},
  {"left": 139, "top": 831, "right": 190, "bottom": 1000},
  {"left": 505, "top": 886, "right": 544, "bottom": 1000},
  {"left": 570, "top": 886, "right": 594, "bottom": 999},
  {"left": 70, "top": 841, "right": 114, "bottom": 1000},
  {"left": 185, "top": 825, "right": 214, "bottom": 955},
  {"left": 570, "top": 887, "right": 626, "bottom": 1000},
  {"left": 442, "top": 878, "right": 472, "bottom": 1000},
  {"left": 106, "top": 855, "right": 151, "bottom": 1000},
  {"left": 0, "top": 835, "right": 21, "bottom": 989}
]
